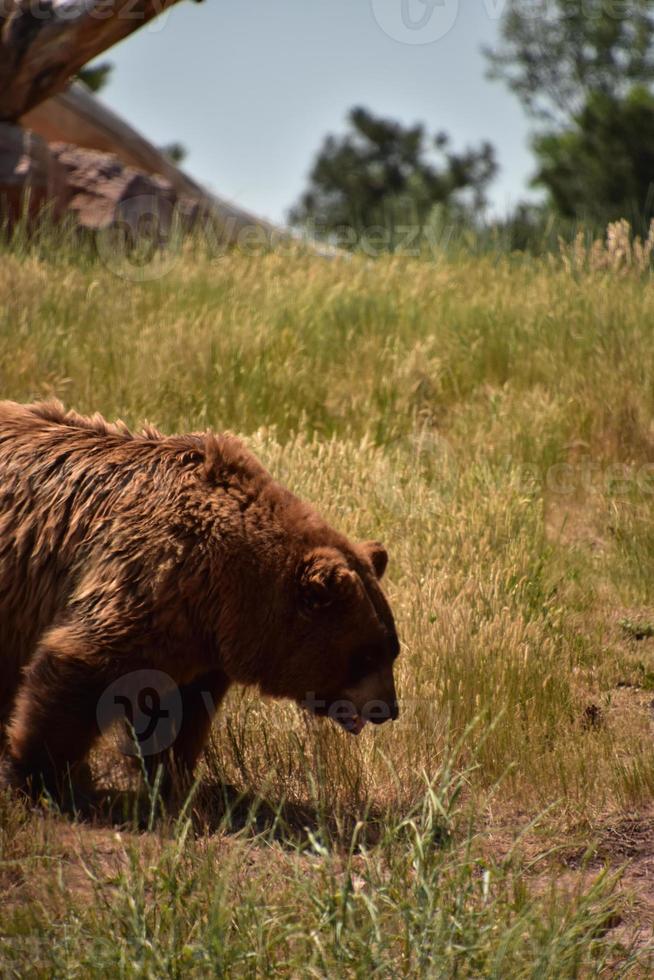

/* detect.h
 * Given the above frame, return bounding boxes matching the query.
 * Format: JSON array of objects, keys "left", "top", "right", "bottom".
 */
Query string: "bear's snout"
[
  {"left": 341, "top": 664, "right": 399, "bottom": 730},
  {"left": 362, "top": 695, "right": 399, "bottom": 725}
]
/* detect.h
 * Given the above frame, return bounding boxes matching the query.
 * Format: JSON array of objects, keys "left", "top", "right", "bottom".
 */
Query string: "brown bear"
[{"left": 0, "top": 400, "right": 399, "bottom": 800}]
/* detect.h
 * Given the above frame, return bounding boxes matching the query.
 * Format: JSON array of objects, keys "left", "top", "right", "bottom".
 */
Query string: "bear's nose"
[{"left": 365, "top": 698, "right": 400, "bottom": 724}]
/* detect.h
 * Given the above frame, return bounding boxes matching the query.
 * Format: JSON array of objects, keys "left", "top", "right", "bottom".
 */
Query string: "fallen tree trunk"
[
  {"left": 0, "top": 0, "right": 186, "bottom": 120},
  {"left": 0, "top": 3, "right": 308, "bottom": 250},
  {"left": 21, "top": 81, "right": 281, "bottom": 242}
]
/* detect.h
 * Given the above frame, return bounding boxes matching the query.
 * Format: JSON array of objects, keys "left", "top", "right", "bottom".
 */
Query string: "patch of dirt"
[
  {"left": 594, "top": 816, "right": 654, "bottom": 953},
  {"left": 544, "top": 491, "right": 608, "bottom": 551},
  {"left": 482, "top": 807, "right": 654, "bottom": 953}
]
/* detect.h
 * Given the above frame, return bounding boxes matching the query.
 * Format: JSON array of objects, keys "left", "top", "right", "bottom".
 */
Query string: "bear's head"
[{"left": 263, "top": 539, "right": 400, "bottom": 735}]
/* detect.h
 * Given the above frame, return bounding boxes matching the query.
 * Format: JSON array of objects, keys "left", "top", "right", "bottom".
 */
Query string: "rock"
[
  {"left": 0, "top": 123, "right": 70, "bottom": 222},
  {"left": 48, "top": 143, "right": 205, "bottom": 232}
]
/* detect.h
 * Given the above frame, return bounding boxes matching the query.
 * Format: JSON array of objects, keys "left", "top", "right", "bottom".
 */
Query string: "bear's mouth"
[
  {"left": 304, "top": 698, "right": 368, "bottom": 735},
  {"left": 335, "top": 712, "right": 367, "bottom": 736}
]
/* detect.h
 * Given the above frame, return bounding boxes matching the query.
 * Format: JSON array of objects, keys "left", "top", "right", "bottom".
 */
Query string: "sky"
[{"left": 95, "top": 0, "right": 538, "bottom": 226}]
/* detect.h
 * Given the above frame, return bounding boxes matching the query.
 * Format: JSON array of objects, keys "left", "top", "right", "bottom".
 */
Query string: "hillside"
[{"left": 1, "top": 237, "right": 654, "bottom": 974}]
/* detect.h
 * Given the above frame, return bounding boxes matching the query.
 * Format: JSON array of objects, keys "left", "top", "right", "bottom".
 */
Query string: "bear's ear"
[
  {"left": 298, "top": 548, "right": 358, "bottom": 610},
  {"left": 361, "top": 540, "right": 388, "bottom": 579}
]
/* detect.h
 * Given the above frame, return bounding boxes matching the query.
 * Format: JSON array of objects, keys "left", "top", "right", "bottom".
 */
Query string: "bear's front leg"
[
  {"left": 139, "top": 669, "right": 231, "bottom": 800},
  {"left": 1, "top": 621, "right": 129, "bottom": 802}
]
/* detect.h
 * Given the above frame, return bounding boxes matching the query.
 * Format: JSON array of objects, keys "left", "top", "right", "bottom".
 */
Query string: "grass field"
[{"left": 1, "top": 231, "right": 654, "bottom": 975}]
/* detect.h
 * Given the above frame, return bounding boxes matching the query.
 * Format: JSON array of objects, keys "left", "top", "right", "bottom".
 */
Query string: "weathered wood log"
[
  {"left": 22, "top": 83, "right": 204, "bottom": 195},
  {"left": 21, "top": 81, "right": 282, "bottom": 243},
  {"left": 0, "top": 7, "right": 311, "bottom": 250},
  {"left": 0, "top": 0, "right": 186, "bottom": 121}
]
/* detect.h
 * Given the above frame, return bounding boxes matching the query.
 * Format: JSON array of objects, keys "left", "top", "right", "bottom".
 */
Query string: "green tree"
[
  {"left": 77, "top": 61, "right": 113, "bottom": 94},
  {"left": 160, "top": 142, "right": 188, "bottom": 165},
  {"left": 487, "top": 1, "right": 654, "bottom": 226},
  {"left": 534, "top": 86, "right": 654, "bottom": 224},
  {"left": 289, "top": 107, "right": 497, "bottom": 244},
  {"left": 486, "top": 0, "right": 654, "bottom": 122}
]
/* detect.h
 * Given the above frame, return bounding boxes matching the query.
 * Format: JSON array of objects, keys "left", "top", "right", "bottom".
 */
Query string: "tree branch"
[{"left": 0, "top": 0, "right": 185, "bottom": 121}]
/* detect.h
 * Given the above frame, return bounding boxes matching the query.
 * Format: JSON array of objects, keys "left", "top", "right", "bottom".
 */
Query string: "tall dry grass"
[{"left": 1, "top": 231, "right": 653, "bottom": 973}]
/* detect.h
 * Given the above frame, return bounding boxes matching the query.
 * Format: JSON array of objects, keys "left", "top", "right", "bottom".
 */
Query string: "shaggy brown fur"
[{"left": 0, "top": 401, "right": 399, "bottom": 799}]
